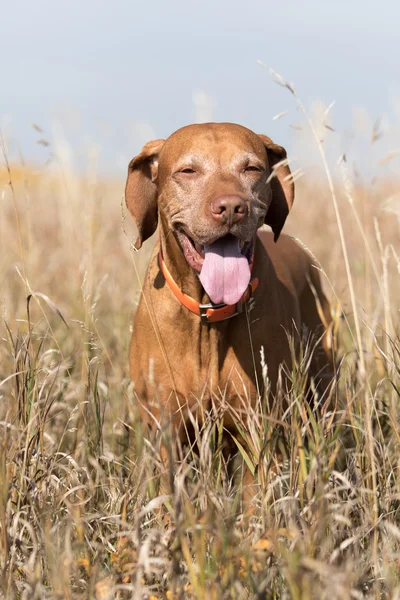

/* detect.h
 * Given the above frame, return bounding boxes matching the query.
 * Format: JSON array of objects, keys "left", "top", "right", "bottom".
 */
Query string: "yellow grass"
[{"left": 0, "top": 106, "right": 400, "bottom": 598}]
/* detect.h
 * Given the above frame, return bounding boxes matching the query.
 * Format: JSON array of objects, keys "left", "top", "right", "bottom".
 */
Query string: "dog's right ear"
[{"left": 125, "top": 139, "right": 165, "bottom": 249}]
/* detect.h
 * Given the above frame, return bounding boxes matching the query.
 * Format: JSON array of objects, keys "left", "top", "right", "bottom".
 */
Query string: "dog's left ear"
[
  {"left": 258, "top": 134, "right": 294, "bottom": 242},
  {"left": 125, "top": 139, "right": 165, "bottom": 249}
]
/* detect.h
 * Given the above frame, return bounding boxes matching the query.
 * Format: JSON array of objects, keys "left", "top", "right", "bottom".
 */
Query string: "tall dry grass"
[{"left": 0, "top": 91, "right": 400, "bottom": 599}]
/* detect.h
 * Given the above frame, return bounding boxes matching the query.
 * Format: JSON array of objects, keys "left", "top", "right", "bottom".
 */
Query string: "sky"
[{"left": 1, "top": 0, "right": 400, "bottom": 175}]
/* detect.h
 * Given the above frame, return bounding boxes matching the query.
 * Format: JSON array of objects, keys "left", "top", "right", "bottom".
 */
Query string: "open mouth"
[
  {"left": 176, "top": 230, "right": 253, "bottom": 273},
  {"left": 176, "top": 230, "right": 254, "bottom": 305}
]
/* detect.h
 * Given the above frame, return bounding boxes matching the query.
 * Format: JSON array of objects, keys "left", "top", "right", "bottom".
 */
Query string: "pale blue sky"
[{"left": 2, "top": 0, "right": 400, "bottom": 173}]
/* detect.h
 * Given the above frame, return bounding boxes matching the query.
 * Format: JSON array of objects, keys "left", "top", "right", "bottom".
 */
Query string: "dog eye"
[
  {"left": 244, "top": 165, "right": 262, "bottom": 173},
  {"left": 178, "top": 167, "right": 196, "bottom": 174}
]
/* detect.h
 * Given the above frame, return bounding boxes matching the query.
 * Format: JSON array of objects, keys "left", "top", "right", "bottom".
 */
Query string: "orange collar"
[{"left": 158, "top": 244, "right": 259, "bottom": 324}]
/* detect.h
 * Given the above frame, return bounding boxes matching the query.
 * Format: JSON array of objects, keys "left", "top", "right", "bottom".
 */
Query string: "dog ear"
[
  {"left": 258, "top": 134, "right": 294, "bottom": 242},
  {"left": 125, "top": 139, "right": 165, "bottom": 249}
]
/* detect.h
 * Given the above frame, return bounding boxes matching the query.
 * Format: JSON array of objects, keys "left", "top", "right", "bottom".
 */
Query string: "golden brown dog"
[{"left": 125, "top": 122, "right": 332, "bottom": 442}]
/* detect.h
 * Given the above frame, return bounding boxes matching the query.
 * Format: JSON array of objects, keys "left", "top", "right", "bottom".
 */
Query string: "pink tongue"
[{"left": 199, "top": 237, "right": 251, "bottom": 305}]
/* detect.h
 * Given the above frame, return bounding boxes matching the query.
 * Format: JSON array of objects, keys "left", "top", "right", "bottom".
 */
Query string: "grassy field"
[{"left": 1, "top": 111, "right": 400, "bottom": 600}]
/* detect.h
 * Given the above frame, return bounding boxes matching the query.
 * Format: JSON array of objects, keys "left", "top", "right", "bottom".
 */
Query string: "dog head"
[{"left": 125, "top": 123, "right": 294, "bottom": 303}]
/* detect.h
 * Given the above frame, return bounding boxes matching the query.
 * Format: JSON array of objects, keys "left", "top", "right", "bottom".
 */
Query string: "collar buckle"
[
  {"left": 199, "top": 302, "right": 224, "bottom": 323},
  {"left": 199, "top": 299, "right": 244, "bottom": 324}
]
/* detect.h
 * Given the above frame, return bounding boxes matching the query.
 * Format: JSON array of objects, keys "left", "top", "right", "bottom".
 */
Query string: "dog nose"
[{"left": 211, "top": 195, "right": 248, "bottom": 225}]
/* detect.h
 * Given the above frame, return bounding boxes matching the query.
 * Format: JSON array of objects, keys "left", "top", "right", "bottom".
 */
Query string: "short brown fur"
[{"left": 125, "top": 123, "right": 332, "bottom": 441}]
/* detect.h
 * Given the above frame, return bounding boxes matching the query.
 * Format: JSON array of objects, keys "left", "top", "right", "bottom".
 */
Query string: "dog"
[{"left": 125, "top": 122, "right": 332, "bottom": 446}]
